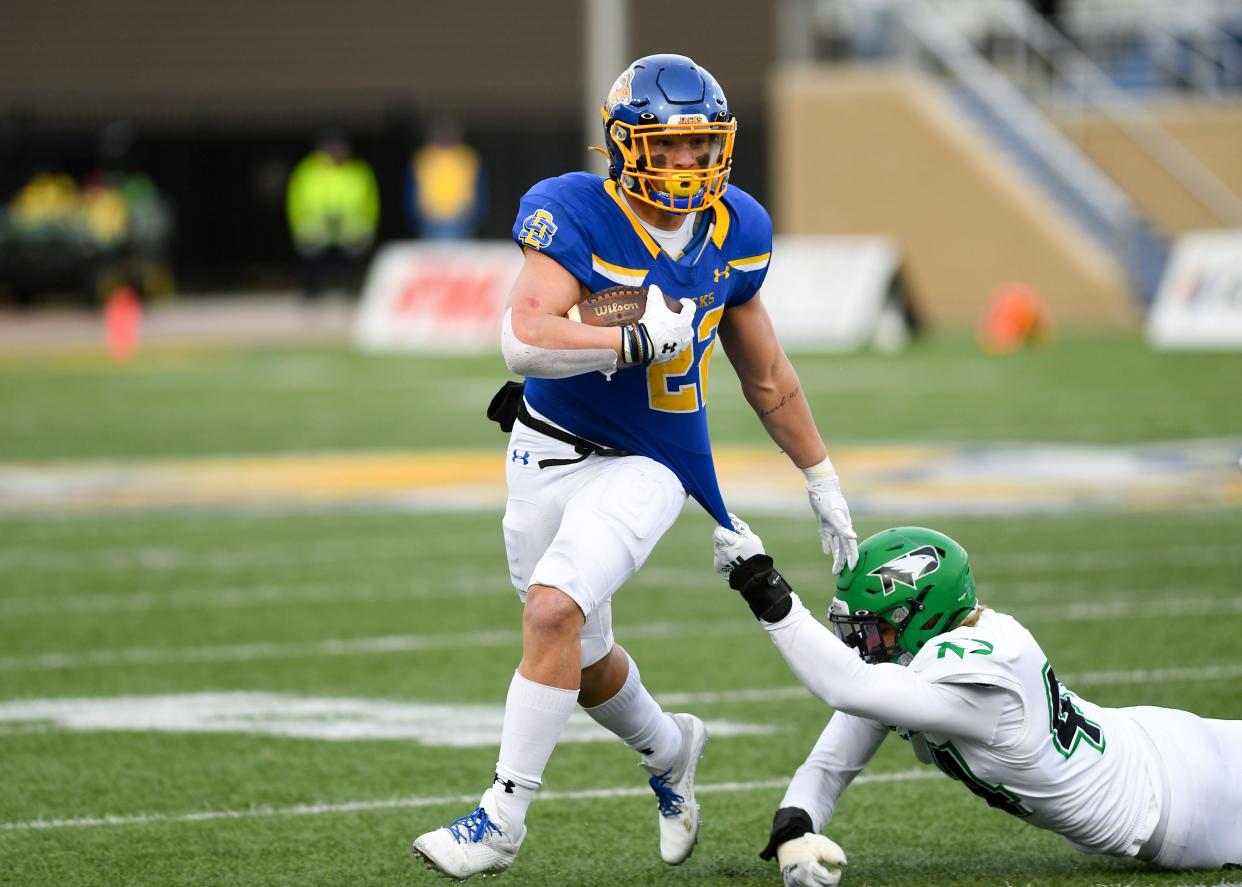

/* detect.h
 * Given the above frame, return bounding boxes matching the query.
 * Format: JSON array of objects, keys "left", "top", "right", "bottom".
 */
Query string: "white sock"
[
  {"left": 486, "top": 670, "right": 578, "bottom": 831},
  {"left": 582, "top": 652, "right": 683, "bottom": 774}
]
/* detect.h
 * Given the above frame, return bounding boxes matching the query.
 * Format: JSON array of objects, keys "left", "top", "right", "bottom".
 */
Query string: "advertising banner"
[
  {"left": 354, "top": 237, "right": 903, "bottom": 353},
  {"left": 1147, "top": 229, "right": 1242, "bottom": 350}
]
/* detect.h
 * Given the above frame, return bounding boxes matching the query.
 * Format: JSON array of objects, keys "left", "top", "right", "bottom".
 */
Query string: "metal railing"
[
  {"left": 888, "top": 0, "right": 1158, "bottom": 294},
  {"left": 991, "top": 0, "right": 1242, "bottom": 227},
  {"left": 1067, "top": 0, "right": 1242, "bottom": 95}
]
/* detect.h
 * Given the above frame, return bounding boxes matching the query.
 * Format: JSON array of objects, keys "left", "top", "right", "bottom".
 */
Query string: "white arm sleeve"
[
  {"left": 781, "top": 711, "right": 888, "bottom": 831},
  {"left": 501, "top": 308, "right": 618, "bottom": 380},
  {"left": 763, "top": 595, "right": 1006, "bottom": 742}
]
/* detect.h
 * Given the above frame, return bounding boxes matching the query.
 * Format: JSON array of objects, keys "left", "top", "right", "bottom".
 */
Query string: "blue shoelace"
[
  {"left": 446, "top": 807, "right": 503, "bottom": 844},
  {"left": 648, "top": 770, "right": 685, "bottom": 817}
]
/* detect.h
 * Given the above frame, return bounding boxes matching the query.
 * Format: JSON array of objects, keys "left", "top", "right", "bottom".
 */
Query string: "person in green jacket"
[{"left": 286, "top": 132, "right": 379, "bottom": 300}]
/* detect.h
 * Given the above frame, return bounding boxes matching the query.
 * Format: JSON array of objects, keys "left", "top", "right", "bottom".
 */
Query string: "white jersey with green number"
[
  {"left": 902, "top": 609, "right": 1160, "bottom": 856},
  {"left": 770, "top": 602, "right": 1163, "bottom": 858}
]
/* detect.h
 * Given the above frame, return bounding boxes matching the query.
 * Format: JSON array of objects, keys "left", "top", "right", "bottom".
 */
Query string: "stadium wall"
[
  {"left": 0, "top": 0, "right": 773, "bottom": 123},
  {"left": 0, "top": 1, "right": 776, "bottom": 294},
  {"left": 769, "top": 66, "right": 1137, "bottom": 328},
  {"left": 1054, "top": 103, "right": 1242, "bottom": 236}
]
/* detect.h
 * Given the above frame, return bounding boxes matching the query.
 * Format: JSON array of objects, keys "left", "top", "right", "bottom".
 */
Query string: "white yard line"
[
  {"left": 0, "top": 577, "right": 511, "bottom": 616},
  {"left": 5, "top": 595, "right": 1242, "bottom": 672},
  {"left": 3, "top": 572, "right": 1229, "bottom": 618},
  {"left": 0, "top": 620, "right": 752, "bottom": 672},
  {"left": 1, "top": 553, "right": 1238, "bottom": 617},
  {"left": 1, "top": 535, "right": 1238, "bottom": 575},
  {"left": 657, "top": 662, "right": 1242, "bottom": 707},
  {"left": 0, "top": 533, "right": 488, "bottom": 572},
  {"left": 0, "top": 768, "right": 934, "bottom": 832}
]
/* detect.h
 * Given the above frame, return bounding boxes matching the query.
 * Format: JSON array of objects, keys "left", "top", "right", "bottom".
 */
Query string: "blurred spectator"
[
  {"left": 86, "top": 121, "right": 176, "bottom": 302},
  {"left": 0, "top": 121, "right": 174, "bottom": 306},
  {"left": 404, "top": 118, "right": 487, "bottom": 240},
  {"left": 286, "top": 131, "right": 380, "bottom": 300}
]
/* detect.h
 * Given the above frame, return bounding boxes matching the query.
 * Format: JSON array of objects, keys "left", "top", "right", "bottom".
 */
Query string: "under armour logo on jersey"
[
  {"left": 870, "top": 545, "right": 940, "bottom": 596},
  {"left": 519, "top": 208, "right": 558, "bottom": 250},
  {"left": 713, "top": 267, "right": 730, "bottom": 283},
  {"left": 512, "top": 449, "right": 530, "bottom": 465},
  {"left": 661, "top": 342, "right": 677, "bottom": 354},
  {"left": 493, "top": 773, "right": 518, "bottom": 794}
]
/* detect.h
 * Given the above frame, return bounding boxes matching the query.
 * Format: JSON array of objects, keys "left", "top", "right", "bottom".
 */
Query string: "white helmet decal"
[{"left": 870, "top": 545, "right": 940, "bottom": 596}]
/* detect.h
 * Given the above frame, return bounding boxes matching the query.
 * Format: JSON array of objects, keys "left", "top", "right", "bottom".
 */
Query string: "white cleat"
[
  {"left": 411, "top": 790, "right": 523, "bottom": 882},
  {"left": 643, "top": 712, "right": 708, "bottom": 865}
]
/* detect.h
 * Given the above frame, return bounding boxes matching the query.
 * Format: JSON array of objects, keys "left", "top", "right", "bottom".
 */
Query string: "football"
[{"left": 567, "top": 285, "right": 683, "bottom": 327}]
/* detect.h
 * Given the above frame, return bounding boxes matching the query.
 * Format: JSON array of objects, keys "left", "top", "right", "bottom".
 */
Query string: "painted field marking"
[
  {"left": 0, "top": 619, "right": 738, "bottom": 672},
  {"left": 2, "top": 657, "right": 1239, "bottom": 740},
  {"left": 0, "top": 693, "right": 774, "bottom": 745},
  {"left": 0, "top": 576, "right": 511, "bottom": 616},
  {"left": 2, "top": 538, "right": 1240, "bottom": 616},
  {"left": 5, "top": 597, "right": 1242, "bottom": 672},
  {"left": 659, "top": 661, "right": 1242, "bottom": 704},
  {"left": 2, "top": 528, "right": 1240, "bottom": 579},
  {"left": 2, "top": 440, "right": 1239, "bottom": 516},
  {"left": 2, "top": 570, "right": 1233, "bottom": 618},
  {"left": 0, "top": 768, "right": 935, "bottom": 833}
]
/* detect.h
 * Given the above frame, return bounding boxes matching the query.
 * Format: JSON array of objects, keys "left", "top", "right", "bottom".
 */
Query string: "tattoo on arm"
[{"left": 757, "top": 386, "right": 801, "bottom": 419}]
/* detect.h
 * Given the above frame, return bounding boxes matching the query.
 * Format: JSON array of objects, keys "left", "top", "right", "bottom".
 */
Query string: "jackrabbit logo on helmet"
[{"left": 607, "top": 70, "right": 634, "bottom": 110}]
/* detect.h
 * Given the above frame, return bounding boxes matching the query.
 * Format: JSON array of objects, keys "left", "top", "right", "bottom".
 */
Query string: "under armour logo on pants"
[{"left": 512, "top": 450, "right": 530, "bottom": 465}]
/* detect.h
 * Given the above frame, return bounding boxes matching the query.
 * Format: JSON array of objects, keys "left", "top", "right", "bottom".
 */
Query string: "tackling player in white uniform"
[{"left": 713, "top": 520, "right": 1242, "bottom": 885}]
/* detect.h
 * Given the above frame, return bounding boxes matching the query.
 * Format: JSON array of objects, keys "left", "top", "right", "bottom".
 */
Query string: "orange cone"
[
  {"left": 978, "top": 284, "right": 1051, "bottom": 354},
  {"left": 104, "top": 286, "right": 142, "bottom": 362}
]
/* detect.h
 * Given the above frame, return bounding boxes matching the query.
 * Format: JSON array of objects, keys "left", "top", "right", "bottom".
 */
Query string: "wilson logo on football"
[{"left": 593, "top": 302, "right": 640, "bottom": 317}]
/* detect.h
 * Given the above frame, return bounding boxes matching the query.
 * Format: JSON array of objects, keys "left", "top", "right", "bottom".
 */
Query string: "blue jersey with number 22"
[{"left": 511, "top": 173, "right": 773, "bottom": 527}]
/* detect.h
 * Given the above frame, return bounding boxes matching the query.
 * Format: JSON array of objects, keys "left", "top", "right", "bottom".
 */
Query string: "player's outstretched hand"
[
  {"left": 635, "top": 285, "right": 696, "bottom": 365},
  {"left": 777, "top": 834, "right": 847, "bottom": 887},
  {"left": 806, "top": 475, "right": 859, "bottom": 575},
  {"left": 712, "top": 513, "right": 766, "bottom": 580}
]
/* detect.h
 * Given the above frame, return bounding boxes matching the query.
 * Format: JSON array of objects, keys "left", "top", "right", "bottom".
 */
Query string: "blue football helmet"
[{"left": 600, "top": 54, "right": 736, "bottom": 213}]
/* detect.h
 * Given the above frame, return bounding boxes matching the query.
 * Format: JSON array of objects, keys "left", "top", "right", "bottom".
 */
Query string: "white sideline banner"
[
  {"left": 354, "top": 237, "right": 902, "bottom": 353},
  {"left": 353, "top": 242, "right": 522, "bottom": 353},
  {"left": 1147, "top": 229, "right": 1242, "bottom": 350},
  {"left": 760, "top": 236, "right": 902, "bottom": 350}
]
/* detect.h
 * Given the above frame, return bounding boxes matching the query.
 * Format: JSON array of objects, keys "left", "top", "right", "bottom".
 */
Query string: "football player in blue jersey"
[{"left": 412, "top": 54, "right": 860, "bottom": 881}]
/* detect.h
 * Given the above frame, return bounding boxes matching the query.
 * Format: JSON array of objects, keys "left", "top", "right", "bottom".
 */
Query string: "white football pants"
[
  {"left": 1128, "top": 705, "right": 1242, "bottom": 870},
  {"left": 502, "top": 411, "right": 687, "bottom": 668}
]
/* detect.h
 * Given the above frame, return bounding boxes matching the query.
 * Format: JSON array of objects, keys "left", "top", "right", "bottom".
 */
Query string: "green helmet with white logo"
[{"left": 828, "top": 527, "right": 977, "bottom": 666}]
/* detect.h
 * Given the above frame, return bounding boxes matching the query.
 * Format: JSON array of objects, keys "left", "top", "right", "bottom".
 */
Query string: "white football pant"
[{"left": 502, "top": 411, "right": 687, "bottom": 667}]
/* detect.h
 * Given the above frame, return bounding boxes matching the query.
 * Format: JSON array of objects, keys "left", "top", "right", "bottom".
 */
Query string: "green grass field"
[{"left": 1, "top": 332, "right": 1240, "bottom": 886}]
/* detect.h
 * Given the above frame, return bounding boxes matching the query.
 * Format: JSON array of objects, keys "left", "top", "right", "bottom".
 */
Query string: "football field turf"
[{"left": 1, "top": 333, "right": 1240, "bottom": 886}]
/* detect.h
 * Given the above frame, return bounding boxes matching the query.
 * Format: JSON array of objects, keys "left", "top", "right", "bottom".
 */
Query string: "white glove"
[
  {"left": 712, "top": 513, "right": 766, "bottom": 580},
  {"left": 633, "top": 284, "right": 696, "bottom": 365},
  {"left": 777, "top": 834, "right": 848, "bottom": 887},
  {"left": 804, "top": 460, "right": 859, "bottom": 575}
]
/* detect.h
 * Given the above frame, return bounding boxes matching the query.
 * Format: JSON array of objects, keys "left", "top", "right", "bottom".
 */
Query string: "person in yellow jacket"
[
  {"left": 404, "top": 119, "right": 487, "bottom": 240},
  {"left": 286, "top": 133, "right": 379, "bottom": 299}
]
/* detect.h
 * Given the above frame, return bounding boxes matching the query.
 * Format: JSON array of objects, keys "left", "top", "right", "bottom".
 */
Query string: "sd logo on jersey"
[{"left": 519, "top": 209, "right": 558, "bottom": 250}]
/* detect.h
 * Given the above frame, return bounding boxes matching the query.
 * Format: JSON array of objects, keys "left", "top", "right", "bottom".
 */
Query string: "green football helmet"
[{"left": 828, "top": 527, "right": 977, "bottom": 666}]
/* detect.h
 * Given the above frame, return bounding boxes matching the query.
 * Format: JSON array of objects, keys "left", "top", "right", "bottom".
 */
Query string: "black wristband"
[
  {"left": 728, "top": 554, "right": 794, "bottom": 622},
  {"left": 635, "top": 322, "right": 653, "bottom": 363},
  {"left": 759, "top": 806, "right": 814, "bottom": 861}
]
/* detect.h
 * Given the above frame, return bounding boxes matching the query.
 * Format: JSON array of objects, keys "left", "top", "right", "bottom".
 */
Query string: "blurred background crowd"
[{"left": 0, "top": 0, "right": 1238, "bottom": 327}]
